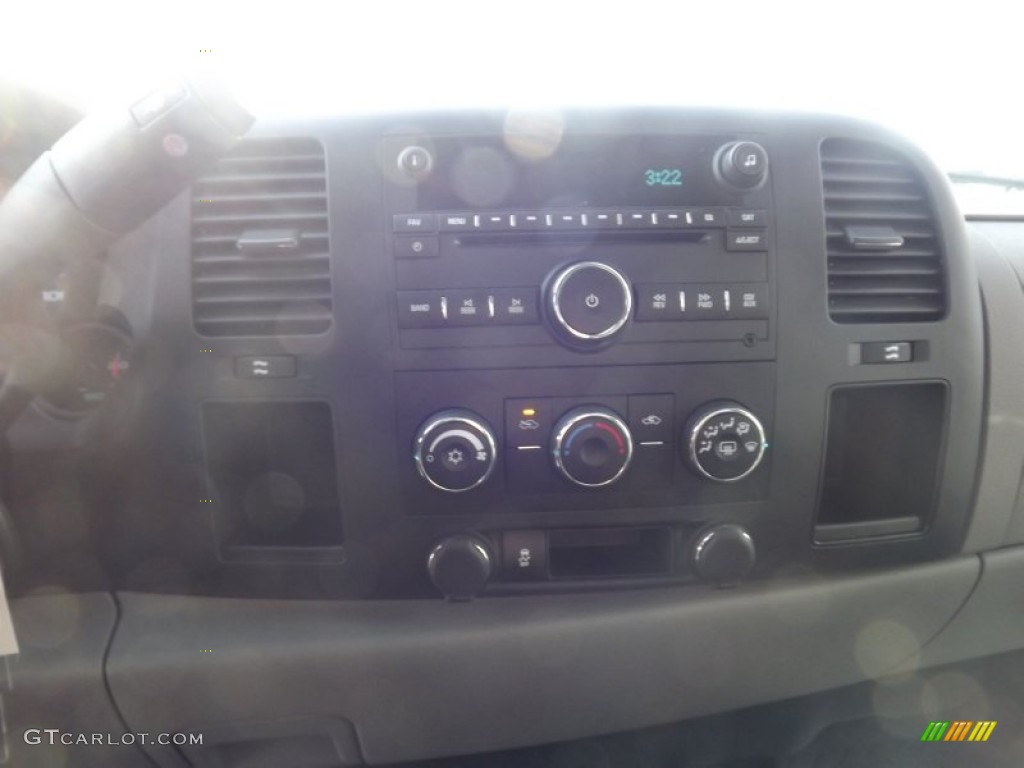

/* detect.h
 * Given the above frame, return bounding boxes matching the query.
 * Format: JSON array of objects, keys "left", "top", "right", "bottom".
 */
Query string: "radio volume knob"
[
  {"left": 544, "top": 261, "right": 633, "bottom": 350},
  {"left": 716, "top": 141, "right": 768, "bottom": 189},
  {"left": 414, "top": 410, "right": 498, "bottom": 493},
  {"left": 551, "top": 406, "right": 634, "bottom": 488},
  {"left": 685, "top": 402, "right": 767, "bottom": 482}
]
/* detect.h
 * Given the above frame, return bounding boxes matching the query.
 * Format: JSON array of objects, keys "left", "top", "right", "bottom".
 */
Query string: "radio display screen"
[{"left": 413, "top": 134, "right": 741, "bottom": 210}]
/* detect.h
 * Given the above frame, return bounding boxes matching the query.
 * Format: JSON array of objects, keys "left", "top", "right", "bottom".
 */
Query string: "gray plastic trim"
[
  {"left": 5, "top": 593, "right": 143, "bottom": 767},
  {"left": 963, "top": 223, "right": 1024, "bottom": 551},
  {"left": 923, "top": 545, "right": 1024, "bottom": 667},
  {"left": 109, "top": 557, "right": 979, "bottom": 764}
]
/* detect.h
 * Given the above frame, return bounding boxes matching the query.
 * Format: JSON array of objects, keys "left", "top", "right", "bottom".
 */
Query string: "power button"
[
  {"left": 545, "top": 261, "right": 633, "bottom": 348},
  {"left": 396, "top": 146, "right": 434, "bottom": 180}
]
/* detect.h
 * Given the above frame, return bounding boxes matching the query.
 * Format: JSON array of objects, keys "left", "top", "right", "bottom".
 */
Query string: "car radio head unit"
[{"left": 385, "top": 132, "right": 774, "bottom": 360}]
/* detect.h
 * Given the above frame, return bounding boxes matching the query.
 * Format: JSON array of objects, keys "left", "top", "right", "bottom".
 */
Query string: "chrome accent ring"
[
  {"left": 687, "top": 405, "right": 767, "bottom": 483},
  {"left": 552, "top": 408, "right": 634, "bottom": 488},
  {"left": 549, "top": 261, "right": 633, "bottom": 341},
  {"left": 414, "top": 411, "right": 498, "bottom": 493}
]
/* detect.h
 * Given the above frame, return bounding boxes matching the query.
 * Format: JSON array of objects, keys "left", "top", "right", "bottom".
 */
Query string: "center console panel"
[{"left": 111, "top": 108, "right": 984, "bottom": 600}]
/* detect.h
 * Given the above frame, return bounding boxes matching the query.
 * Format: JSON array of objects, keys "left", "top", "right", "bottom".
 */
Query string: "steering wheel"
[{"left": 0, "top": 72, "right": 252, "bottom": 431}]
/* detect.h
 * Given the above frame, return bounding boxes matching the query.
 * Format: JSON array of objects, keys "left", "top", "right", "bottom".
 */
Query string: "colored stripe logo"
[{"left": 921, "top": 721, "right": 996, "bottom": 742}]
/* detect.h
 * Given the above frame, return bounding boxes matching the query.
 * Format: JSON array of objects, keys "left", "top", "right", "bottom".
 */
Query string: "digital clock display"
[
  {"left": 412, "top": 134, "right": 739, "bottom": 209},
  {"left": 644, "top": 169, "right": 683, "bottom": 187}
]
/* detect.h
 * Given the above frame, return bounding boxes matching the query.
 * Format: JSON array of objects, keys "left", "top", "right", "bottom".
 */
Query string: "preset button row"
[{"left": 393, "top": 209, "right": 767, "bottom": 233}]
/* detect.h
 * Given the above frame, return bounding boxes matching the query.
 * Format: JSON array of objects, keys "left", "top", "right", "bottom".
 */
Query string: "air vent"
[
  {"left": 821, "top": 138, "right": 946, "bottom": 323},
  {"left": 191, "top": 138, "right": 331, "bottom": 337}
]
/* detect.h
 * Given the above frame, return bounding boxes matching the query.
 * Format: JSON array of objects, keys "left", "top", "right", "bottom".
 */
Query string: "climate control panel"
[
  {"left": 396, "top": 362, "right": 774, "bottom": 517},
  {"left": 409, "top": 397, "right": 769, "bottom": 496}
]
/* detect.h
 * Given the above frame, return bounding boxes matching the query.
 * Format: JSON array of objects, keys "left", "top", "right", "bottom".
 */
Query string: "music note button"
[{"left": 717, "top": 141, "right": 768, "bottom": 188}]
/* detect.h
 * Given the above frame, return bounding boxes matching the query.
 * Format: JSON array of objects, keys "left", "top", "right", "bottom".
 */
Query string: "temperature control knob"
[
  {"left": 685, "top": 402, "right": 767, "bottom": 482},
  {"left": 414, "top": 410, "right": 497, "bottom": 493},
  {"left": 551, "top": 406, "right": 634, "bottom": 488},
  {"left": 544, "top": 261, "right": 633, "bottom": 350}
]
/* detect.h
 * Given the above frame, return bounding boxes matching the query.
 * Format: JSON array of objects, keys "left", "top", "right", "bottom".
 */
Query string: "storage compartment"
[
  {"left": 202, "top": 402, "right": 343, "bottom": 550},
  {"left": 547, "top": 527, "right": 672, "bottom": 580},
  {"left": 815, "top": 382, "right": 948, "bottom": 542}
]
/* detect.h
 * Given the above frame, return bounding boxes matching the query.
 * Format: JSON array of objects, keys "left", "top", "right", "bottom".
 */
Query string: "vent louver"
[
  {"left": 191, "top": 138, "right": 332, "bottom": 337},
  {"left": 821, "top": 138, "right": 946, "bottom": 323}
]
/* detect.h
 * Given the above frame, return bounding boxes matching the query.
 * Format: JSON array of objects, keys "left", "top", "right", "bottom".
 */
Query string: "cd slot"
[{"left": 453, "top": 230, "right": 710, "bottom": 248}]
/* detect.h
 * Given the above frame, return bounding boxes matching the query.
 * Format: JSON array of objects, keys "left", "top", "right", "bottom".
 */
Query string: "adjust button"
[
  {"left": 397, "top": 291, "right": 446, "bottom": 328},
  {"left": 726, "top": 229, "right": 769, "bottom": 251}
]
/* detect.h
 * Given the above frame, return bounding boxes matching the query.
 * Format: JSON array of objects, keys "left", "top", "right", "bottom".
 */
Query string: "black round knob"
[
  {"left": 684, "top": 401, "right": 767, "bottom": 482},
  {"left": 692, "top": 524, "right": 756, "bottom": 586},
  {"left": 551, "top": 406, "right": 634, "bottom": 488},
  {"left": 414, "top": 410, "right": 497, "bottom": 493},
  {"left": 544, "top": 261, "right": 633, "bottom": 350},
  {"left": 716, "top": 141, "right": 768, "bottom": 189},
  {"left": 427, "top": 534, "right": 493, "bottom": 601},
  {"left": 396, "top": 145, "right": 434, "bottom": 180}
]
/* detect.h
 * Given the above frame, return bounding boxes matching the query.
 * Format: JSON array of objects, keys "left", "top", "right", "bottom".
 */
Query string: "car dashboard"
[{"left": 5, "top": 105, "right": 1024, "bottom": 767}]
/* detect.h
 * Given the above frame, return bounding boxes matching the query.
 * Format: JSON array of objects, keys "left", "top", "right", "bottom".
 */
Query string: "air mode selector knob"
[
  {"left": 414, "top": 410, "right": 498, "bottom": 493},
  {"left": 544, "top": 261, "right": 633, "bottom": 350},
  {"left": 684, "top": 401, "right": 767, "bottom": 482},
  {"left": 551, "top": 406, "right": 634, "bottom": 488}
]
